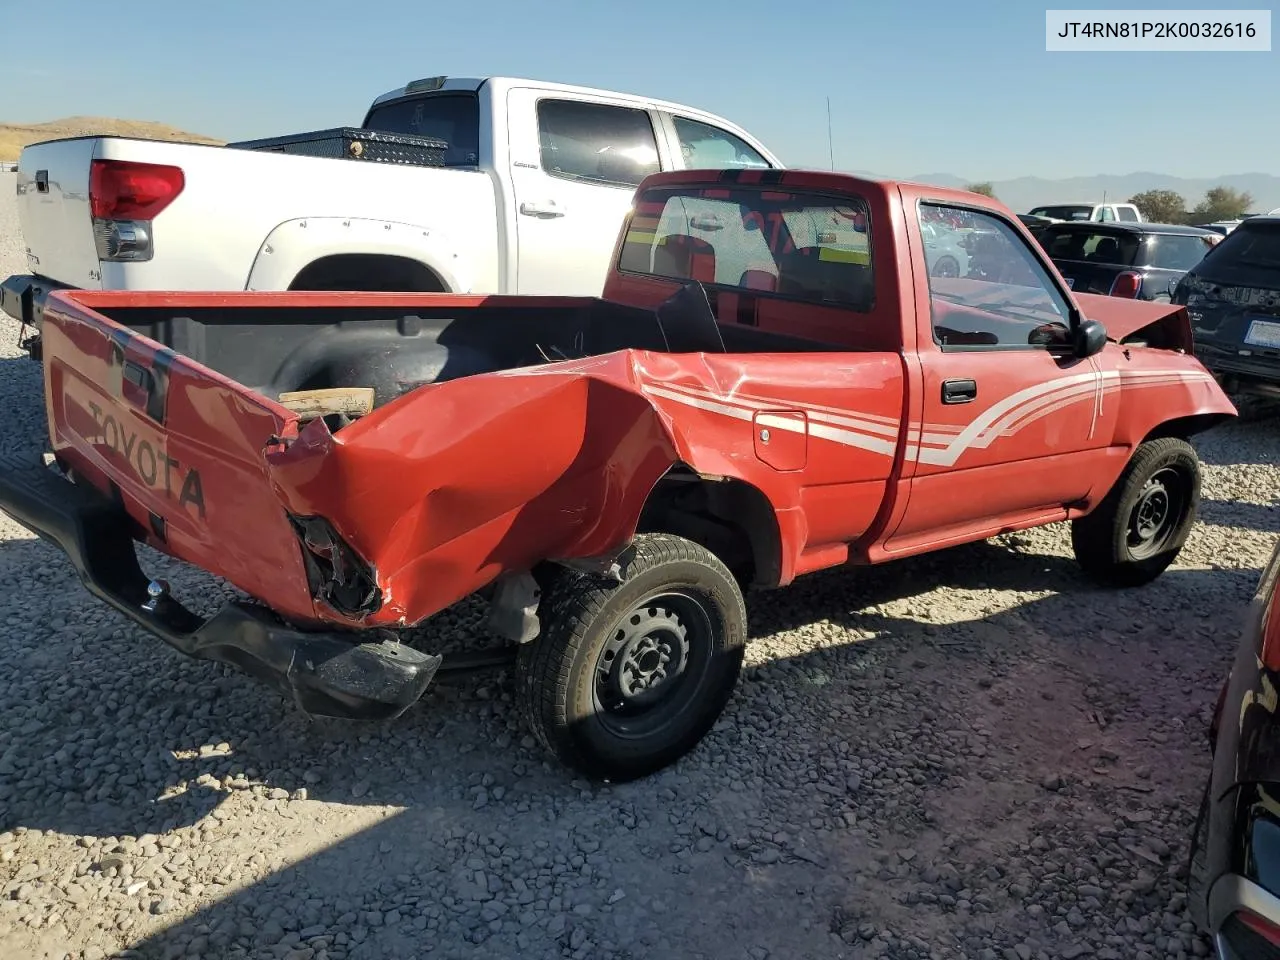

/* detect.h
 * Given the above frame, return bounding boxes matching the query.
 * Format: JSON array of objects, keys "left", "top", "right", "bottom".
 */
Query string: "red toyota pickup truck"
[{"left": 0, "top": 169, "right": 1236, "bottom": 782}]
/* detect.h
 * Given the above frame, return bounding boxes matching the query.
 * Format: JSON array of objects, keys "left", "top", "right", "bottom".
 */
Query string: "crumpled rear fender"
[{"left": 262, "top": 353, "right": 684, "bottom": 627}]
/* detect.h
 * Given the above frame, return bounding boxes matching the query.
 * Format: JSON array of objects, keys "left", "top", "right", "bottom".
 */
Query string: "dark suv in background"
[
  {"left": 1040, "top": 221, "right": 1219, "bottom": 301},
  {"left": 1173, "top": 216, "right": 1280, "bottom": 398}
]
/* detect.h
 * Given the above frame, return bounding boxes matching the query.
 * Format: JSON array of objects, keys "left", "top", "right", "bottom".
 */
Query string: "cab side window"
[
  {"left": 922, "top": 203, "right": 1073, "bottom": 350},
  {"left": 669, "top": 115, "right": 771, "bottom": 170},
  {"left": 536, "top": 99, "right": 660, "bottom": 187}
]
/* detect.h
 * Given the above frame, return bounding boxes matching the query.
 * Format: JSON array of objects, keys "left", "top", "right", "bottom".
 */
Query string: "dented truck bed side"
[{"left": 36, "top": 286, "right": 909, "bottom": 632}]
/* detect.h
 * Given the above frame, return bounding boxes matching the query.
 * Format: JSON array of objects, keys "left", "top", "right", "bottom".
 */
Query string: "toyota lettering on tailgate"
[{"left": 84, "top": 399, "right": 206, "bottom": 519}]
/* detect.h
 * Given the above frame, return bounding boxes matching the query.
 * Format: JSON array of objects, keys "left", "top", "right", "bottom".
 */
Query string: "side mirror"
[{"left": 1073, "top": 316, "right": 1108, "bottom": 358}]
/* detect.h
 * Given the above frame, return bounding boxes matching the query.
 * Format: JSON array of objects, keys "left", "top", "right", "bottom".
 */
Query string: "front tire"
[
  {"left": 1071, "top": 436, "right": 1201, "bottom": 587},
  {"left": 516, "top": 534, "right": 747, "bottom": 782}
]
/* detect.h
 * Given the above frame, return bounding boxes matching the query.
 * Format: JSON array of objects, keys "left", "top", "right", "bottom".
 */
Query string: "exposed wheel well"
[
  {"left": 635, "top": 466, "right": 782, "bottom": 589},
  {"left": 288, "top": 254, "right": 448, "bottom": 292},
  {"left": 1142, "top": 413, "right": 1234, "bottom": 444}
]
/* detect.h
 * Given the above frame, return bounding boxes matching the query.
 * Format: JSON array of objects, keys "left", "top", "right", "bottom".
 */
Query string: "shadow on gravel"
[
  {"left": 0, "top": 352, "right": 50, "bottom": 461},
  {"left": 1199, "top": 497, "right": 1280, "bottom": 534},
  {"left": 744, "top": 539, "right": 1092, "bottom": 637},
  {"left": 97, "top": 560, "right": 1256, "bottom": 960},
  {"left": 0, "top": 535, "right": 1253, "bottom": 836},
  {"left": 1194, "top": 414, "right": 1280, "bottom": 467}
]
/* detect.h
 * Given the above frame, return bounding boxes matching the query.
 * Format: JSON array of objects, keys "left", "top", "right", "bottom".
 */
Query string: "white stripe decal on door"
[{"left": 643, "top": 368, "right": 1217, "bottom": 465}]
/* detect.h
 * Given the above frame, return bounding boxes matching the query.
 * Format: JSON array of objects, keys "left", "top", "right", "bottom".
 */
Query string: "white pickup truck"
[
  {"left": 1025, "top": 201, "right": 1145, "bottom": 224},
  {"left": 3, "top": 75, "right": 781, "bottom": 351}
]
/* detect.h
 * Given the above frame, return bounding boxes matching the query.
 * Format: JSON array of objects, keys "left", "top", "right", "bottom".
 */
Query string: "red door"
[{"left": 882, "top": 196, "right": 1108, "bottom": 555}]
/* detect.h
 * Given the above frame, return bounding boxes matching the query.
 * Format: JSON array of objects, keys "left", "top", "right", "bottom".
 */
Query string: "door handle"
[
  {"left": 519, "top": 200, "right": 566, "bottom": 218},
  {"left": 941, "top": 378, "right": 977, "bottom": 404},
  {"left": 122, "top": 359, "right": 166, "bottom": 422}
]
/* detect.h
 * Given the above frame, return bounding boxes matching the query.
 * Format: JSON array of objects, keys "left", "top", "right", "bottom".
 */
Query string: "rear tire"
[
  {"left": 1071, "top": 437, "right": 1201, "bottom": 587},
  {"left": 515, "top": 534, "right": 747, "bottom": 782}
]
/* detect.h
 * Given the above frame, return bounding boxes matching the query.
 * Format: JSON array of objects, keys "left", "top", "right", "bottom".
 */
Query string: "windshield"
[
  {"left": 362, "top": 93, "right": 480, "bottom": 167},
  {"left": 1029, "top": 205, "right": 1094, "bottom": 221}
]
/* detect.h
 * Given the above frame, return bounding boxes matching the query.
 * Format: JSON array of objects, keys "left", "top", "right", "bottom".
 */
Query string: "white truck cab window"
[{"left": 536, "top": 100, "right": 661, "bottom": 187}]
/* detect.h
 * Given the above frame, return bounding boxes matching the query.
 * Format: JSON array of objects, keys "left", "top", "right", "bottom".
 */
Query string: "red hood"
[{"left": 1074, "top": 291, "right": 1194, "bottom": 349}]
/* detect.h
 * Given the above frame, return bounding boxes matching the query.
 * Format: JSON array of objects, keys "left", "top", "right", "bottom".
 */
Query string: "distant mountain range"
[{"left": 849, "top": 170, "right": 1280, "bottom": 217}]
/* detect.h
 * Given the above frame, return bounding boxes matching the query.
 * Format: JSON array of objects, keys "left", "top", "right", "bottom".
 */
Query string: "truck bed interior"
[{"left": 89, "top": 283, "right": 843, "bottom": 412}]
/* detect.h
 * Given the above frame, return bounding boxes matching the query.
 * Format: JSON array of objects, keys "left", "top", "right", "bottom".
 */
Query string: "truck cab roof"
[{"left": 369, "top": 75, "right": 742, "bottom": 123}]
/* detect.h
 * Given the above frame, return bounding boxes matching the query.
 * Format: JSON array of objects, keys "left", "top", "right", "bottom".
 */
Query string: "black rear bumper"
[
  {"left": 0, "top": 454, "right": 442, "bottom": 720},
  {"left": 1194, "top": 339, "right": 1280, "bottom": 396}
]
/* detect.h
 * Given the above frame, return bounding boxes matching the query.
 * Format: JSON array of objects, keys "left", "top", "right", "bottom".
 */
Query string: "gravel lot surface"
[{"left": 1, "top": 168, "right": 1278, "bottom": 960}]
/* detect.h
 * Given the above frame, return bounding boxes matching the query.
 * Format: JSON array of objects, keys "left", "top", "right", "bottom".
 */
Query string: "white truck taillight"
[{"left": 89, "top": 159, "right": 185, "bottom": 262}]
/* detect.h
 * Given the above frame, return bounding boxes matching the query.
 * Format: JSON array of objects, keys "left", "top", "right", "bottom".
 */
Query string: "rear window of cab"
[{"left": 617, "top": 185, "right": 875, "bottom": 312}]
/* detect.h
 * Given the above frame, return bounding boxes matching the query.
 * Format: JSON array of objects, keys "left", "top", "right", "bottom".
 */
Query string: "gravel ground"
[{"left": 1, "top": 168, "right": 1278, "bottom": 960}]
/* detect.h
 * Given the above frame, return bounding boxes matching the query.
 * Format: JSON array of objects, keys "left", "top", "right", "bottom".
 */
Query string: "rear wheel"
[
  {"left": 515, "top": 534, "right": 747, "bottom": 782},
  {"left": 1071, "top": 437, "right": 1201, "bottom": 587}
]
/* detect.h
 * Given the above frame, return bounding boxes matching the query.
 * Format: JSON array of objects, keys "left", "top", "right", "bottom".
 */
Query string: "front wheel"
[
  {"left": 1071, "top": 436, "right": 1201, "bottom": 587},
  {"left": 515, "top": 534, "right": 747, "bottom": 782}
]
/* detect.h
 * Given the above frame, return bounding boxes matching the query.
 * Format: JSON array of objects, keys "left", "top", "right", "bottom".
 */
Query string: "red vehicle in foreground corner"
[
  {"left": 0, "top": 169, "right": 1237, "bottom": 781},
  {"left": 1190, "top": 535, "right": 1280, "bottom": 958}
]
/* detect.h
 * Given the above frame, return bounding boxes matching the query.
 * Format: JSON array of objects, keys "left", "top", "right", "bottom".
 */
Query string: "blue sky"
[{"left": 3, "top": 0, "right": 1276, "bottom": 180}]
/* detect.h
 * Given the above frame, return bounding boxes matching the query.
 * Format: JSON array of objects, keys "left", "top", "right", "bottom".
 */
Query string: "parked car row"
[
  {"left": 1173, "top": 216, "right": 1280, "bottom": 399},
  {"left": 1002, "top": 204, "right": 1280, "bottom": 401}
]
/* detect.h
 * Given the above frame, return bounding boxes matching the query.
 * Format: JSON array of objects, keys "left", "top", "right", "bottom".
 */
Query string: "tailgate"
[
  {"left": 17, "top": 139, "right": 103, "bottom": 289},
  {"left": 40, "top": 292, "right": 319, "bottom": 624}
]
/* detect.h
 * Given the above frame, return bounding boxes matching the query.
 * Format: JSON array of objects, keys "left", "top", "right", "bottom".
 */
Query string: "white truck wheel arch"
[{"left": 245, "top": 217, "right": 470, "bottom": 293}]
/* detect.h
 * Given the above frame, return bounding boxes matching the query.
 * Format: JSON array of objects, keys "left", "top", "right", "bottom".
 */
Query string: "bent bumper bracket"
[{"left": 0, "top": 454, "right": 440, "bottom": 721}]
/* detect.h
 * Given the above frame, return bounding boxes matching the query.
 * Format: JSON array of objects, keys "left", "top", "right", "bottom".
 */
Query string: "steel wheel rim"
[
  {"left": 1127, "top": 467, "right": 1185, "bottom": 560},
  {"left": 591, "top": 591, "right": 716, "bottom": 740},
  {"left": 933, "top": 256, "right": 959, "bottom": 278}
]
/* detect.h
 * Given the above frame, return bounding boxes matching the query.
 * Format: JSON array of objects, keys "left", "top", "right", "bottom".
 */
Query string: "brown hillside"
[{"left": 0, "top": 116, "right": 224, "bottom": 162}]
